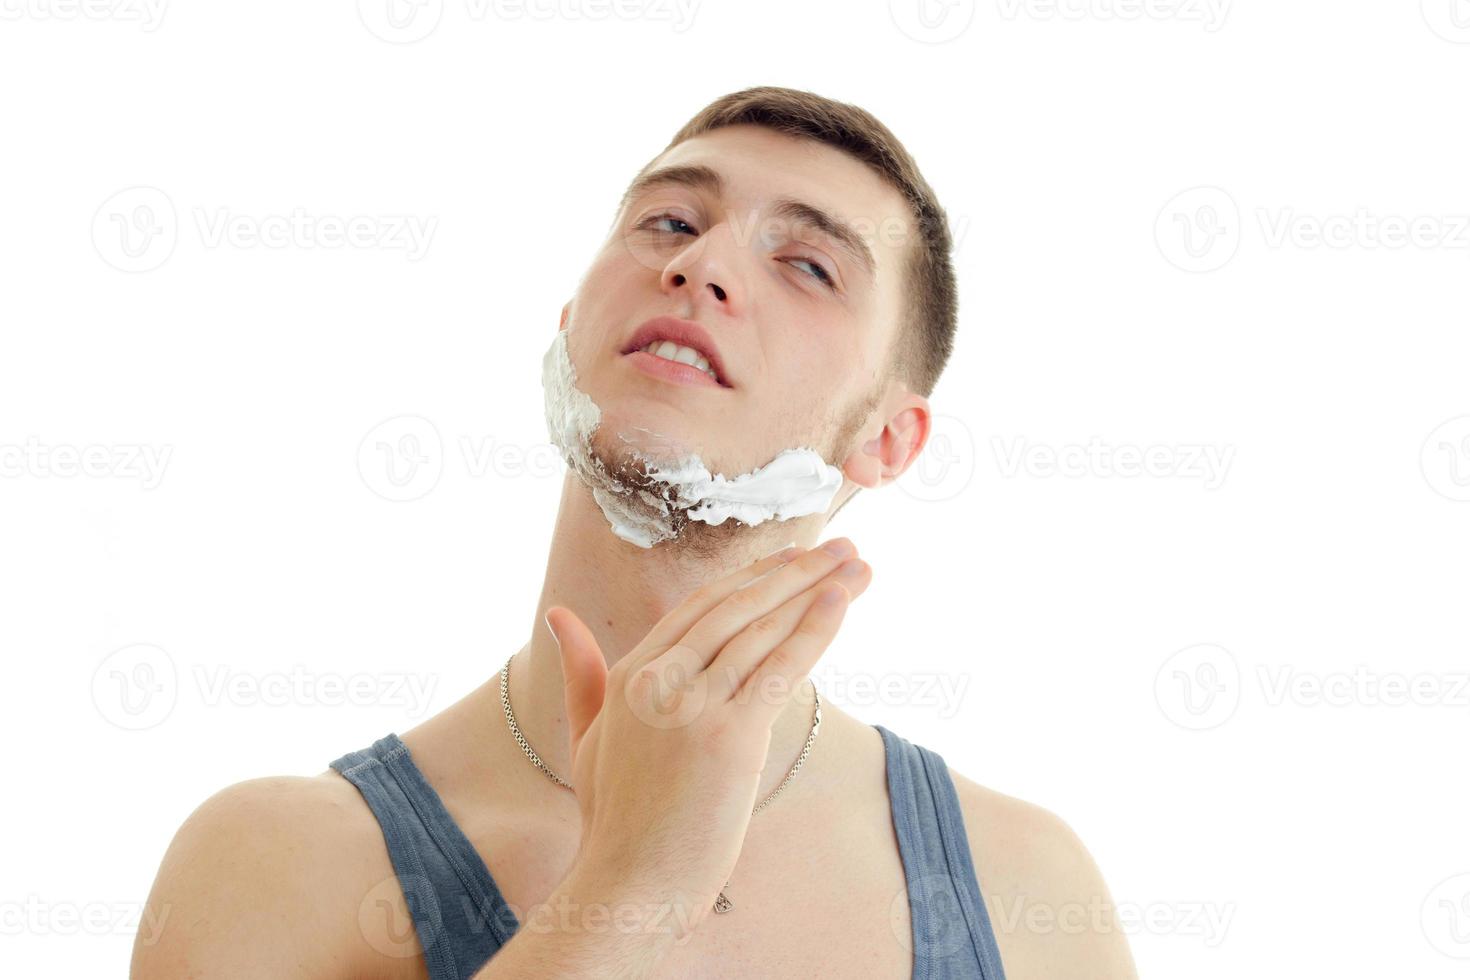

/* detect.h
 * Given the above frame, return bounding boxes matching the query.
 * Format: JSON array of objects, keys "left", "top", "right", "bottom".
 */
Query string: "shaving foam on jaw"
[{"left": 540, "top": 328, "right": 845, "bottom": 549}]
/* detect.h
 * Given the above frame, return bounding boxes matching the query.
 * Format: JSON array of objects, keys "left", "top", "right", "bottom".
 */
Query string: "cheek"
[
  {"left": 772, "top": 343, "right": 856, "bottom": 411},
  {"left": 595, "top": 236, "right": 664, "bottom": 282},
  {"left": 578, "top": 251, "right": 629, "bottom": 298},
  {"left": 568, "top": 256, "right": 644, "bottom": 340},
  {"left": 578, "top": 249, "right": 659, "bottom": 318}
]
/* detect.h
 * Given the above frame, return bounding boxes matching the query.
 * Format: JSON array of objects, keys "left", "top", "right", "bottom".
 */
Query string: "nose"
[
  {"left": 659, "top": 223, "right": 741, "bottom": 313},
  {"left": 666, "top": 272, "right": 725, "bottom": 303}
]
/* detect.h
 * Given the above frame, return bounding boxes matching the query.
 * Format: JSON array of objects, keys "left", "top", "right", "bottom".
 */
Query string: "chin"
[{"left": 589, "top": 407, "right": 702, "bottom": 468}]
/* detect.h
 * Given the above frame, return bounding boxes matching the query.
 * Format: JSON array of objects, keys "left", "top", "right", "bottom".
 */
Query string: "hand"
[{"left": 545, "top": 538, "right": 872, "bottom": 940}]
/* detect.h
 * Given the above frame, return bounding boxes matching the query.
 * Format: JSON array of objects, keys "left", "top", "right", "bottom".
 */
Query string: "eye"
[
  {"left": 636, "top": 212, "right": 838, "bottom": 292},
  {"left": 636, "top": 212, "right": 699, "bottom": 236},
  {"left": 786, "top": 256, "right": 837, "bottom": 290}
]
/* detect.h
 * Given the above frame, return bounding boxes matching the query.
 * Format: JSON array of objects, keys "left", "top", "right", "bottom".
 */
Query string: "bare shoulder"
[
  {"left": 131, "top": 771, "right": 426, "bottom": 980},
  {"left": 946, "top": 767, "right": 1139, "bottom": 980}
]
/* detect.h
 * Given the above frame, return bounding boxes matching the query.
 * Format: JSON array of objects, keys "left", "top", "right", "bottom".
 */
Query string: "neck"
[{"left": 507, "top": 472, "right": 827, "bottom": 799}]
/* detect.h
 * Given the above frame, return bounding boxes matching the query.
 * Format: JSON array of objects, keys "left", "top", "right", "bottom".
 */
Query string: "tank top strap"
[
  {"left": 874, "top": 724, "right": 1009, "bottom": 980},
  {"left": 329, "top": 733, "right": 518, "bottom": 980}
]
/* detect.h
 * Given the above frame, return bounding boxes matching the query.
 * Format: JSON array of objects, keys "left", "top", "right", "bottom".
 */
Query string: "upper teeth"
[{"left": 641, "top": 340, "right": 719, "bottom": 382}]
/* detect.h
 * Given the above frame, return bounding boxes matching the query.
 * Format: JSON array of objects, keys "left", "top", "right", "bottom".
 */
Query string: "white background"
[{"left": 2, "top": 1, "right": 1468, "bottom": 977}]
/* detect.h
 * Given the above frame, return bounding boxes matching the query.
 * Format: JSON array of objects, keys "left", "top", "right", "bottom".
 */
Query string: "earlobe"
[
  {"left": 841, "top": 443, "right": 885, "bottom": 490},
  {"left": 836, "top": 392, "right": 934, "bottom": 493},
  {"left": 843, "top": 424, "right": 896, "bottom": 490},
  {"left": 849, "top": 401, "right": 931, "bottom": 490}
]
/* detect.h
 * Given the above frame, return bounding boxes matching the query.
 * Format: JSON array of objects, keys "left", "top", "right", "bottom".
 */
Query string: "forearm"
[{"left": 468, "top": 864, "right": 696, "bottom": 979}]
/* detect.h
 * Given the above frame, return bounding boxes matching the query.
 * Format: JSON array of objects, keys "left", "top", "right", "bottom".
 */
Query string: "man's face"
[{"left": 558, "top": 124, "right": 918, "bottom": 497}]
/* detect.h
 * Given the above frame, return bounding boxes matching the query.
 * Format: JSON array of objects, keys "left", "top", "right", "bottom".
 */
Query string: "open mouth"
[
  {"left": 623, "top": 348, "right": 724, "bottom": 388},
  {"left": 620, "top": 315, "right": 733, "bottom": 388}
]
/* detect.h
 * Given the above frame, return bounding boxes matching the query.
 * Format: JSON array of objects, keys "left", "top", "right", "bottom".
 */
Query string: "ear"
[
  {"left": 559, "top": 302, "right": 571, "bottom": 331},
  {"left": 841, "top": 396, "right": 931, "bottom": 490}
]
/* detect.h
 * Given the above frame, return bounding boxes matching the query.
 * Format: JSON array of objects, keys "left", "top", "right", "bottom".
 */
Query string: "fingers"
[
  {"left": 705, "top": 557, "right": 871, "bottom": 700},
  {"left": 736, "top": 582, "right": 852, "bottom": 730},
  {"left": 548, "top": 606, "right": 608, "bottom": 757},
  {"left": 625, "top": 544, "right": 805, "bottom": 673},
  {"left": 674, "top": 538, "right": 862, "bottom": 674}
]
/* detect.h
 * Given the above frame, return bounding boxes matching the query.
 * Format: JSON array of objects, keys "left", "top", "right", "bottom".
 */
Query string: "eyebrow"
[{"left": 619, "top": 163, "right": 878, "bottom": 283}]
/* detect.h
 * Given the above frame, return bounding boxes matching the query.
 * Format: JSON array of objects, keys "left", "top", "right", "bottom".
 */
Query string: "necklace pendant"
[{"left": 713, "top": 883, "right": 733, "bottom": 914}]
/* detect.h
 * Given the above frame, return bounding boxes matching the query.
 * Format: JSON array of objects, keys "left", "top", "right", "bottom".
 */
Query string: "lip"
[
  {"left": 624, "top": 349, "right": 725, "bottom": 389},
  {"left": 620, "top": 315, "right": 733, "bottom": 388}
]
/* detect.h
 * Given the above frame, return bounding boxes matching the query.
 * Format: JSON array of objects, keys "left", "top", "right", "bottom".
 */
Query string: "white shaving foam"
[{"left": 540, "top": 328, "right": 844, "bottom": 548}]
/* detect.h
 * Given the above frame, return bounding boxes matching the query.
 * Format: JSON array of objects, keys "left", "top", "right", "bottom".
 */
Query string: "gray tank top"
[{"left": 329, "top": 725, "right": 1007, "bottom": 979}]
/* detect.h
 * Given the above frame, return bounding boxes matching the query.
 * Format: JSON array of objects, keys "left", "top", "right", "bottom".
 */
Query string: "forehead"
[{"left": 625, "top": 124, "right": 914, "bottom": 290}]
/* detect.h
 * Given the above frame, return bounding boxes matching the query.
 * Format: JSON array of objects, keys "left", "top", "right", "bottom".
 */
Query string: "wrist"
[{"left": 533, "top": 859, "right": 701, "bottom": 952}]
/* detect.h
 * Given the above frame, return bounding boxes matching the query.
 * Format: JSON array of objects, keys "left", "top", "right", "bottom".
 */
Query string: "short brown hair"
[{"left": 638, "top": 85, "right": 959, "bottom": 399}]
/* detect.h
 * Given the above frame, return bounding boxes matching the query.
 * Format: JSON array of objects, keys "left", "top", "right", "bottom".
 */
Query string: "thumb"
[{"left": 545, "top": 606, "right": 606, "bottom": 757}]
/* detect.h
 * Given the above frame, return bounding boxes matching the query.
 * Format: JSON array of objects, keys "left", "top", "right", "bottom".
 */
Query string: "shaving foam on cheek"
[
  {"left": 541, "top": 328, "right": 602, "bottom": 456},
  {"left": 541, "top": 328, "right": 845, "bottom": 548},
  {"left": 542, "top": 329, "right": 662, "bottom": 547}
]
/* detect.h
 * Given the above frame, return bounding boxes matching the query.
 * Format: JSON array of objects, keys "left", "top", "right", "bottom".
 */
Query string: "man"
[{"left": 132, "top": 86, "right": 1138, "bottom": 979}]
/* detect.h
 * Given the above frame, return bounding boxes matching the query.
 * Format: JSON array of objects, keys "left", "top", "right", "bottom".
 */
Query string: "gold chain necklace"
[{"left": 499, "top": 653, "right": 822, "bottom": 914}]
